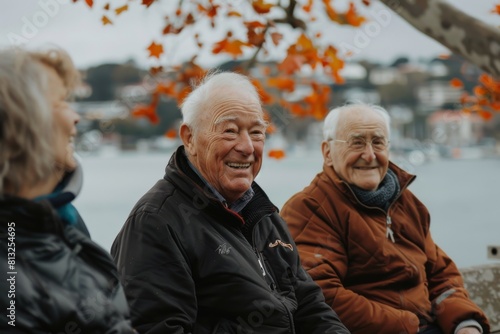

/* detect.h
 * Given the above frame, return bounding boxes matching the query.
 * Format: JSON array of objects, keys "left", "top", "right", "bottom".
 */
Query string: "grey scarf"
[{"left": 351, "top": 169, "right": 400, "bottom": 211}]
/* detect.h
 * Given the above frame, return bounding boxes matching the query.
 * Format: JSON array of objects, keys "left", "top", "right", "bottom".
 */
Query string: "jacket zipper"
[
  {"left": 386, "top": 215, "right": 395, "bottom": 243},
  {"left": 251, "top": 214, "right": 295, "bottom": 333},
  {"left": 344, "top": 178, "right": 420, "bottom": 310},
  {"left": 256, "top": 251, "right": 266, "bottom": 277},
  {"left": 343, "top": 173, "right": 415, "bottom": 244}
]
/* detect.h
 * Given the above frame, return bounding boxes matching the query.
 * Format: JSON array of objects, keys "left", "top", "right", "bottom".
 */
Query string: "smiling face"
[
  {"left": 322, "top": 107, "right": 389, "bottom": 191},
  {"left": 181, "top": 88, "right": 266, "bottom": 204},
  {"left": 44, "top": 65, "right": 80, "bottom": 173}
]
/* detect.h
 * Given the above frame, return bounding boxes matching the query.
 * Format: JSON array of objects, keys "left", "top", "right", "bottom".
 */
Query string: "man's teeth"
[{"left": 227, "top": 162, "right": 251, "bottom": 168}]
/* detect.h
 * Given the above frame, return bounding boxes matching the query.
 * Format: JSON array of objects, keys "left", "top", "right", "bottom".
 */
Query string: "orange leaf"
[
  {"left": 142, "top": 0, "right": 155, "bottom": 8},
  {"left": 361, "top": 0, "right": 371, "bottom": 5},
  {"left": 296, "top": 33, "right": 314, "bottom": 51},
  {"left": 478, "top": 110, "right": 493, "bottom": 121},
  {"left": 449, "top": 78, "right": 463, "bottom": 88},
  {"left": 185, "top": 13, "right": 195, "bottom": 25},
  {"left": 251, "top": 79, "right": 273, "bottom": 104},
  {"left": 438, "top": 53, "right": 450, "bottom": 59},
  {"left": 149, "top": 66, "right": 163, "bottom": 75},
  {"left": 85, "top": 0, "right": 93, "bottom": 8},
  {"left": 323, "top": 0, "right": 341, "bottom": 23},
  {"left": 132, "top": 104, "right": 159, "bottom": 124},
  {"left": 474, "top": 86, "right": 489, "bottom": 97},
  {"left": 266, "top": 123, "right": 277, "bottom": 135},
  {"left": 323, "top": 45, "right": 345, "bottom": 83},
  {"left": 176, "top": 86, "right": 192, "bottom": 106},
  {"left": 177, "top": 60, "right": 207, "bottom": 85},
  {"left": 245, "top": 21, "right": 266, "bottom": 29},
  {"left": 478, "top": 73, "right": 494, "bottom": 88},
  {"left": 303, "top": 0, "right": 314, "bottom": 13},
  {"left": 164, "top": 129, "right": 177, "bottom": 139},
  {"left": 345, "top": 2, "right": 366, "bottom": 26},
  {"left": 198, "top": 3, "right": 219, "bottom": 18},
  {"left": 491, "top": 5, "right": 500, "bottom": 15},
  {"left": 212, "top": 40, "right": 226, "bottom": 54},
  {"left": 490, "top": 102, "right": 500, "bottom": 111},
  {"left": 267, "top": 77, "right": 295, "bottom": 92},
  {"left": 278, "top": 54, "right": 304, "bottom": 75},
  {"left": 115, "top": 4, "right": 128, "bottom": 15},
  {"left": 147, "top": 41, "right": 164, "bottom": 59},
  {"left": 163, "top": 23, "right": 183, "bottom": 35},
  {"left": 101, "top": 15, "right": 113, "bottom": 25},
  {"left": 268, "top": 149, "right": 286, "bottom": 160},
  {"left": 247, "top": 31, "right": 265, "bottom": 47},
  {"left": 302, "top": 83, "right": 331, "bottom": 120},
  {"left": 212, "top": 38, "right": 249, "bottom": 58},
  {"left": 270, "top": 32, "right": 283, "bottom": 46},
  {"left": 207, "top": 4, "right": 219, "bottom": 18},
  {"left": 289, "top": 103, "right": 309, "bottom": 117},
  {"left": 155, "top": 82, "right": 176, "bottom": 96},
  {"left": 228, "top": 10, "right": 242, "bottom": 17},
  {"left": 103, "top": 3, "right": 110, "bottom": 10},
  {"left": 252, "top": 0, "right": 274, "bottom": 14}
]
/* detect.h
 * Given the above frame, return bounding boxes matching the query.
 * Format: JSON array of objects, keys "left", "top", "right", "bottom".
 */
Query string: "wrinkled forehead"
[
  {"left": 339, "top": 108, "right": 388, "bottom": 137},
  {"left": 206, "top": 88, "right": 264, "bottom": 122}
]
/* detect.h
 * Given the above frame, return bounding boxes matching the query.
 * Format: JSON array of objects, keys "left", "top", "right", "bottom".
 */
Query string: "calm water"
[{"left": 74, "top": 148, "right": 500, "bottom": 268}]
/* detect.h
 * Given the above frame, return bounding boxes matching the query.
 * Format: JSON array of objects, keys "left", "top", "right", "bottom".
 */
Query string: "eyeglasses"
[{"left": 332, "top": 137, "right": 390, "bottom": 152}]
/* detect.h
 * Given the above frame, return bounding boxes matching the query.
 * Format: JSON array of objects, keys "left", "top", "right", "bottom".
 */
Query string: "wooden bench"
[{"left": 460, "top": 263, "right": 500, "bottom": 333}]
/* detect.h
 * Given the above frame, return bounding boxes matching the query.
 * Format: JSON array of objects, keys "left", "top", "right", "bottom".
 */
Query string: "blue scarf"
[
  {"left": 350, "top": 168, "right": 400, "bottom": 211},
  {"left": 35, "top": 156, "right": 84, "bottom": 226}
]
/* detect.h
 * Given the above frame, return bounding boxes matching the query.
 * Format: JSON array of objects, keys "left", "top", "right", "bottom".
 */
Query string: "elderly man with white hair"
[
  {"left": 112, "top": 72, "right": 350, "bottom": 334},
  {"left": 281, "top": 103, "right": 490, "bottom": 334}
]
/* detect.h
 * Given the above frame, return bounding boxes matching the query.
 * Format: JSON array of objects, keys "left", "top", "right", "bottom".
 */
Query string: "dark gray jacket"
[
  {"left": 111, "top": 146, "right": 350, "bottom": 334},
  {"left": 0, "top": 196, "right": 135, "bottom": 334}
]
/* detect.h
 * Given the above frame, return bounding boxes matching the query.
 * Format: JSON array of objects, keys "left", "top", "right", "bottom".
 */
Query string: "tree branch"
[
  {"left": 273, "top": 0, "right": 306, "bottom": 30},
  {"left": 244, "top": 23, "right": 270, "bottom": 71},
  {"left": 379, "top": 0, "right": 500, "bottom": 77}
]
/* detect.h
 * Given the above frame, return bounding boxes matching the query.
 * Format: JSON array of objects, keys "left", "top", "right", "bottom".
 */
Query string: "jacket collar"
[
  {"left": 165, "top": 146, "right": 277, "bottom": 227},
  {"left": 0, "top": 195, "right": 66, "bottom": 235}
]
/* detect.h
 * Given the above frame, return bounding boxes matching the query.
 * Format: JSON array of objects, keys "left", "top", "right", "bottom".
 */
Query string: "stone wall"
[{"left": 461, "top": 263, "right": 500, "bottom": 333}]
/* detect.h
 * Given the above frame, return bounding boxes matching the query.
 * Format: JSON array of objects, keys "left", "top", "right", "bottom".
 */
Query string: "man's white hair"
[
  {"left": 180, "top": 71, "right": 261, "bottom": 131},
  {"left": 323, "top": 102, "right": 391, "bottom": 141}
]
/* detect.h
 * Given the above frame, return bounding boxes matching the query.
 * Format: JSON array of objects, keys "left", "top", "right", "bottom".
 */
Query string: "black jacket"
[
  {"left": 0, "top": 196, "right": 135, "bottom": 334},
  {"left": 111, "top": 146, "right": 349, "bottom": 334}
]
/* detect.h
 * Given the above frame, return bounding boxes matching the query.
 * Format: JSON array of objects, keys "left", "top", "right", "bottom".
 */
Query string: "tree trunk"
[{"left": 379, "top": 0, "right": 500, "bottom": 77}]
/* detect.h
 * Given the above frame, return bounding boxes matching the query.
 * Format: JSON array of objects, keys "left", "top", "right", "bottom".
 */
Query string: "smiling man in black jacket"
[{"left": 111, "top": 72, "right": 350, "bottom": 334}]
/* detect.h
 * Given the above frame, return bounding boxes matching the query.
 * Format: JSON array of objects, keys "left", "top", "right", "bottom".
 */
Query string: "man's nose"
[
  {"left": 361, "top": 141, "right": 376, "bottom": 161},
  {"left": 235, "top": 131, "right": 254, "bottom": 155}
]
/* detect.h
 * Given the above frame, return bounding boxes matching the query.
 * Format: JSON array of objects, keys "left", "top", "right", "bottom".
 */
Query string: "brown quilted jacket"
[{"left": 281, "top": 162, "right": 490, "bottom": 334}]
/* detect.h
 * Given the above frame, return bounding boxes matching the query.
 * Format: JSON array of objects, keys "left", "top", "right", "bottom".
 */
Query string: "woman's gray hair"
[
  {"left": 0, "top": 47, "right": 80, "bottom": 195},
  {"left": 180, "top": 71, "right": 261, "bottom": 131},
  {"left": 323, "top": 102, "right": 391, "bottom": 141}
]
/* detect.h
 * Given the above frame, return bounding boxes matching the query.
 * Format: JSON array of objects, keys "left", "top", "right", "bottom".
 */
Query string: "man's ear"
[
  {"left": 180, "top": 123, "right": 196, "bottom": 156},
  {"left": 321, "top": 140, "right": 333, "bottom": 167}
]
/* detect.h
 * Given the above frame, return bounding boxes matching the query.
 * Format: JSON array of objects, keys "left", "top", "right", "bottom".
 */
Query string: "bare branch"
[
  {"left": 380, "top": 0, "right": 500, "bottom": 77},
  {"left": 273, "top": 0, "right": 306, "bottom": 30}
]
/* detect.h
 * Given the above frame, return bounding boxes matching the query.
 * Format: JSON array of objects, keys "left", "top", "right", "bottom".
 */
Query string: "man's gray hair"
[
  {"left": 180, "top": 71, "right": 261, "bottom": 130},
  {"left": 323, "top": 102, "right": 391, "bottom": 141},
  {"left": 0, "top": 47, "right": 79, "bottom": 195}
]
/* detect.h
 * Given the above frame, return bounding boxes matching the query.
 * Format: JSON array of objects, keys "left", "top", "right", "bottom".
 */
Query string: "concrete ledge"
[{"left": 460, "top": 263, "right": 500, "bottom": 332}]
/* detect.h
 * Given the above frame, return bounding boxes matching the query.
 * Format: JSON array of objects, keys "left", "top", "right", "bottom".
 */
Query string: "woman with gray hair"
[{"left": 0, "top": 47, "right": 135, "bottom": 333}]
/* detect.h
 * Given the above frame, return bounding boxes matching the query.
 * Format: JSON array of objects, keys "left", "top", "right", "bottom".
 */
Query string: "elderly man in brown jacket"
[{"left": 281, "top": 103, "right": 490, "bottom": 334}]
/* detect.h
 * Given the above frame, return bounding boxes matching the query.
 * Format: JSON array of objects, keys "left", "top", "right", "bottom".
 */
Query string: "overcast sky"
[{"left": 0, "top": 0, "right": 498, "bottom": 70}]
